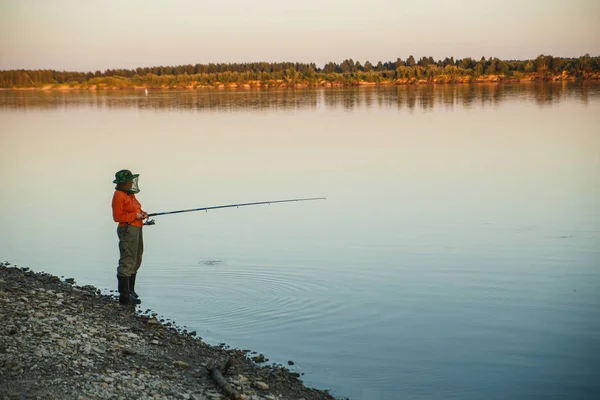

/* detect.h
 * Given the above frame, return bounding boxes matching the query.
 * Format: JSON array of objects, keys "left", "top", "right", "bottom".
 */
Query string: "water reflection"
[
  {"left": 1, "top": 79, "right": 599, "bottom": 400},
  {"left": 0, "top": 82, "right": 597, "bottom": 111}
]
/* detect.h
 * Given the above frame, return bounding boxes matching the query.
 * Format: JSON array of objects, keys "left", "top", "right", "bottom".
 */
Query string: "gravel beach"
[{"left": 0, "top": 262, "right": 338, "bottom": 400}]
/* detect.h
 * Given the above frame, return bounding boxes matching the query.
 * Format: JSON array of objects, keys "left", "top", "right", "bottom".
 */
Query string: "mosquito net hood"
[{"left": 113, "top": 169, "right": 140, "bottom": 194}]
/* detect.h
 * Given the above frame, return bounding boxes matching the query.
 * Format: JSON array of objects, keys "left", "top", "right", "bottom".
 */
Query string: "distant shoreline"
[
  {"left": 1, "top": 74, "right": 598, "bottom": 91},
  {"left": 3, "top": 54, "right": 598, "bottom": 90}
]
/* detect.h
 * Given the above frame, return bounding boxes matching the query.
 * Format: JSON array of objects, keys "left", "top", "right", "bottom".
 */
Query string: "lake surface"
[{"left": 1, "top": 84, "right": 599, "bottom": 400}]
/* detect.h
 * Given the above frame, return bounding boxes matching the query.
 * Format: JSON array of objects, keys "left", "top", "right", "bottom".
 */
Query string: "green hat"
[{"left": 113, "top": 169, "right": 139, "bottom": 184}]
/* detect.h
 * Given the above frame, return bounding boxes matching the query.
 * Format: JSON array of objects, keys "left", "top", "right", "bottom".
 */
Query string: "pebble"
[
  {"left": 254, "top": 381, "right": 270, "bottom": 390},
  {"left": 122, "top": 347, "right": 137, "bottom": 355},
  {"left": 172, "top": 360, "right": 191, "bottom": 369}
]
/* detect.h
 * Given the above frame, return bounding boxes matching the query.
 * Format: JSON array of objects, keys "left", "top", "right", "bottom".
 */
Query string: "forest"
[{"left": 1, "top": 54, "right": 599, "bottom": 89}]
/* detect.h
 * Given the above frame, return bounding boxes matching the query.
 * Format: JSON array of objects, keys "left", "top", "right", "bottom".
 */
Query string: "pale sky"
[{"left": 0, "top": 0, "right": 598, "bottom": 71}]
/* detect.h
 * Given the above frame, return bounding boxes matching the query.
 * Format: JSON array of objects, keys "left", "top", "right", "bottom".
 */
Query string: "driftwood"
[{"left": 208, "top": 358, "right": 241, "bottom": 400}]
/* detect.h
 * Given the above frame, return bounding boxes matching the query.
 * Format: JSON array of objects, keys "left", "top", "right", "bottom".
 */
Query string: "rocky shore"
[{"left": 0, "top": 262, "right": 338, "bottom": 400}]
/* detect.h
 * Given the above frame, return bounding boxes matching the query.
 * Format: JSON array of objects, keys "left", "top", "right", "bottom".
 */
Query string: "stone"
[
  {"left": 104, "top": 377, "right": 115, "bottom": 383},
  {"left": 122, "top": 347, "right": 137, "bottom": 355},
  {"left": 150, "top": 340, "right": 159, "bottom": 345},
  {"left": 172, "top": 360, "right": 191, "bottom": 369},
  {"left": 254, "top": 381, "right": 269, "bottom": 390},
  {"left": 147, "top": 317, "right": 161, "bottom": 326},
  {"left": 190, "top": 395, "right": 206, "bottom": 400},
  {"left": 252, "top": 354, "right": 265, "bottom": 363}
]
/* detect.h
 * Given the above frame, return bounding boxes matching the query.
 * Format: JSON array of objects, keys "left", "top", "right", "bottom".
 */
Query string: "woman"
[{"left": 112, "top": 169, "right": 147, "bottom": 305}]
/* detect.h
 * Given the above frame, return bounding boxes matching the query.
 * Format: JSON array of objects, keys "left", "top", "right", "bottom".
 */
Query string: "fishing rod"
[{"left": 143, "top": 197, "right": 326, "bottom": 225}]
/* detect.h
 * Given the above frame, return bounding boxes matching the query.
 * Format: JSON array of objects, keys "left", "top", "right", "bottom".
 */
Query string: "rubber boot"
[
  {"left": 118, "top": 276, "right": 141, "bottom": 305},
  {"left": 129, "top": 273, "right": 139, "bottom": 300}
]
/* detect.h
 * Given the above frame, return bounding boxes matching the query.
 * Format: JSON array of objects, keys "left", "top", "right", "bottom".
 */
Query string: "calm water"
[{"left": 1, "top": 84, "right": 599, "bottom": 400}]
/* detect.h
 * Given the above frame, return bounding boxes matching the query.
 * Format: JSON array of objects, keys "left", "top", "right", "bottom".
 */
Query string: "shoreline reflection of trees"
[{"left": 0, "top": 83, "right": 595, "bottom": 112}]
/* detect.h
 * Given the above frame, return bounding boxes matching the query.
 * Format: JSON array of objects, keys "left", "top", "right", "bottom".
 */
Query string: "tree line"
[{"left": 1, "top": 54, "right": 598, "bottom": 88}]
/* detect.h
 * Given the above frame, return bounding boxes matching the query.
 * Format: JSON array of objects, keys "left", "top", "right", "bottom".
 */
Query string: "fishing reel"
[{"left": 144, "top": 218, "right": 156, "bottom": 226}]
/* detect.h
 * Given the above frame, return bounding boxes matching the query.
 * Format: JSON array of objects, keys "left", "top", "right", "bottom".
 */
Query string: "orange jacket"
[{"left": 112, "top": 190, "right": 144, "bottom": 227}]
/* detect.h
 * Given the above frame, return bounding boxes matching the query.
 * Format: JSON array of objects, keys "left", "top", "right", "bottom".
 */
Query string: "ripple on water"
[
  {"left": 480, "top": 280, "right": 515, "bottom": 304},
  {"left": 175, "top": 263, "right": 350, "bottom": 332}
]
